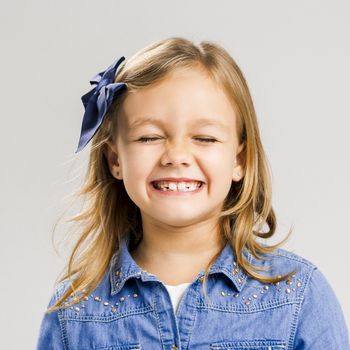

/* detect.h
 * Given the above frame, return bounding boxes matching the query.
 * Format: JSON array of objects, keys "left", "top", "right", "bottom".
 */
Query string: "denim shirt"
[{"left": 36, "top": 237, "right": 350, "bottom": 349}]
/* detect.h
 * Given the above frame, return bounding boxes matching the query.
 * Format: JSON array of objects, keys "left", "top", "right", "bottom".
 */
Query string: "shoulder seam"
[
  {"left": 55, "top": 281, "right": 70, "bottom": 350},
  {"left": 289, "top": 264, "right": 317, "bottom": 349}
]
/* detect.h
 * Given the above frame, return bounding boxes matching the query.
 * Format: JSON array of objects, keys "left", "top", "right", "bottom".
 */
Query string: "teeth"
[{"left": 153, "top": 181, "right": 202, "bottom": 191}]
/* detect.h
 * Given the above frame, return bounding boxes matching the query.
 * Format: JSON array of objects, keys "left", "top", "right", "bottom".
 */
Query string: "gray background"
[{"left": 1, "top": 0, "right": 349, "bottom": 348}]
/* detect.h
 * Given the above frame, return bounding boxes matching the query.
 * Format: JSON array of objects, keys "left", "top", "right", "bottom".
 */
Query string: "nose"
[{"left": 160, "top": 139, "right": 193, "bottom": 167}]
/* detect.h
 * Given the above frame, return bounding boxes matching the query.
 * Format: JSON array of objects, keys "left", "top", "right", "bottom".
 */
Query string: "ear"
[
  {"left": 104, "top": 141, "right": 122, "bottom": 180},
  {"left": 232, "top": 142, "right": 246, "bottom": 182}
]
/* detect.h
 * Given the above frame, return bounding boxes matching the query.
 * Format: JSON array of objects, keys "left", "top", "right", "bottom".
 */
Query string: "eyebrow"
[{"left": 129, "top": 117, "right": 228, "bottom": 130}]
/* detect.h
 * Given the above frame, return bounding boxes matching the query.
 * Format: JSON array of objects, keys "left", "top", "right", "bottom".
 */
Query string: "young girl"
[{"left": 36, "top": 37, "right": 349, "bottom": 349}]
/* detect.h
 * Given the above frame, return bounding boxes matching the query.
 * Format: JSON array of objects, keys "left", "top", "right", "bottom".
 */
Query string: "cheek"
[
  {"left": 205, "top": 148, "right": 234, "bottom": 171},
  {"left": 120, "top": 150, "right": 154, "bottom": 188},
  {"left": 121, "top": 168, "right": 149, "bottom": 208}
]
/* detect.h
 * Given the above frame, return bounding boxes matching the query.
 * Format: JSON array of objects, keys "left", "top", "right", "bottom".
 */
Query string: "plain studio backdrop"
[{"left": 1, "top": 0, "right": 349, "bottom": 348}]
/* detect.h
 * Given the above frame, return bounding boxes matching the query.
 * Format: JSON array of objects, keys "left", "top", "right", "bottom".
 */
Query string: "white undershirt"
[{"left": 164, "top": 282, "right": 192, "bottom": 313}]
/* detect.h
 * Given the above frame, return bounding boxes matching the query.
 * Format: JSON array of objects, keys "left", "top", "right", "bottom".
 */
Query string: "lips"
[
  {"left": 152, "top": 181, "right": 203, "bottom": 190},
  {"left": 151, "top": 180, "right": 204, "bottom": 191}
]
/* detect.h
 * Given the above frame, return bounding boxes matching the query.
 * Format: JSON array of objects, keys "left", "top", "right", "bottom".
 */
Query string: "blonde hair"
[{"left": 47, "top": 37, "right": 296, "bottom": 313}]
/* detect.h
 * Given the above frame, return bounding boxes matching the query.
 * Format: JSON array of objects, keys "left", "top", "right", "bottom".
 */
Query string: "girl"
[{"left": 36, "top": 37, "right": 349, "bottom": 349}]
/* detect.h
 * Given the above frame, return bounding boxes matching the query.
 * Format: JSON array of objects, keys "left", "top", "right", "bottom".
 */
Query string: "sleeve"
[
  {"left": 36, "top": 283, "right": 67, "bottom": 350},
  {"left": 293, "top": 267, "right": 350, "bottom": 349}
]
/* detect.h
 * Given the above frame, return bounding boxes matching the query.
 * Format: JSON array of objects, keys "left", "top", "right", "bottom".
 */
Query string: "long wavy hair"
[{"left": 47, "top": 37, "right": 296, "bottom": 313}]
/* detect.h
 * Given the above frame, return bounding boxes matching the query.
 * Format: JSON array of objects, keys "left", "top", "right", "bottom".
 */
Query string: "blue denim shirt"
[{"left": 37, "top": 237, "right": 350, "bottom": 349}]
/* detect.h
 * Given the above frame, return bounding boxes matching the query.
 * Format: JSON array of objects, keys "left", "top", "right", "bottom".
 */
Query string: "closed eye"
[
  {"left": 195, "top": 138, "right": 218, "bottom": 143},
  {"left": 138, "top": 137, "right": 160, "bottom": 143},
  {"left": 137, "top": 137, "right": 218, "bottom": 143}
]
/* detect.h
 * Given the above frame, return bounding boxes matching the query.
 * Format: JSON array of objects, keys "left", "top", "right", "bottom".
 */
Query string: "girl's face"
[{"left": 106, "top": 65, "right": 244, "bottom": 228}]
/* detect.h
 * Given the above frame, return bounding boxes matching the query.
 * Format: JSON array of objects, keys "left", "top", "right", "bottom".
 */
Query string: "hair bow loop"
[{"left": 75, "top": 56, "right": 127, "bottom": 153}]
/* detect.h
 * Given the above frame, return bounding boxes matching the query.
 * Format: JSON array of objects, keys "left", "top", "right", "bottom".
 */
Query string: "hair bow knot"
[{"left": 75, "top": 56, "right": 127, "bottom": 153}]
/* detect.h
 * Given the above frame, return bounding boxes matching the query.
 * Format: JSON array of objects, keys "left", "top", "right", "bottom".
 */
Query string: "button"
[{"left": 171, "top": 345, "right": 178, "bottom": 350}]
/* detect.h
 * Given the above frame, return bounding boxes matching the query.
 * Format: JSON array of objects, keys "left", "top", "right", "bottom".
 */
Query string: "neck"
[{"left": 130, "top": 215, "right": 226, "bottom": 285}]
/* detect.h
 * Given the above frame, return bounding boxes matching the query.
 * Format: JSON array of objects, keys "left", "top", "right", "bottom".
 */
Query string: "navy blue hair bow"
[{"left": 75, "top": 56, "right": 127, "bottom": 153}]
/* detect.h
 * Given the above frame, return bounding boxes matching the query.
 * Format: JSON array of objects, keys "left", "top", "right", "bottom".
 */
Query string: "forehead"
[{"left": 119, "top": 66, "right": 237, "bottom": 130}]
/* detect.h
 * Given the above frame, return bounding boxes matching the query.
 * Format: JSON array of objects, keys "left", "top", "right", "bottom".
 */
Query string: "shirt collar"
[{"left": 109, "top": 236, "right": 253, "bottom": 296}]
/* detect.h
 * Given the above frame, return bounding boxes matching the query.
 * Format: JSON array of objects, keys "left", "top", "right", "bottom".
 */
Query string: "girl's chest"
[{"left": 58, "top": 278, "right": 302, "bottom": 350}]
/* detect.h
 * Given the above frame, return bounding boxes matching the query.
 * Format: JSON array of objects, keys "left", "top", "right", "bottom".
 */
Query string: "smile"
[{"left": 150, "top": 181, "right": 204, "bottom": 196}]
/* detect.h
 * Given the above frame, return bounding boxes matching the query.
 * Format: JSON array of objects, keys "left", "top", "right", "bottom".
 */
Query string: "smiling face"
[{"left": 105, "top": 65, "right": 245, "bottom": 229}]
